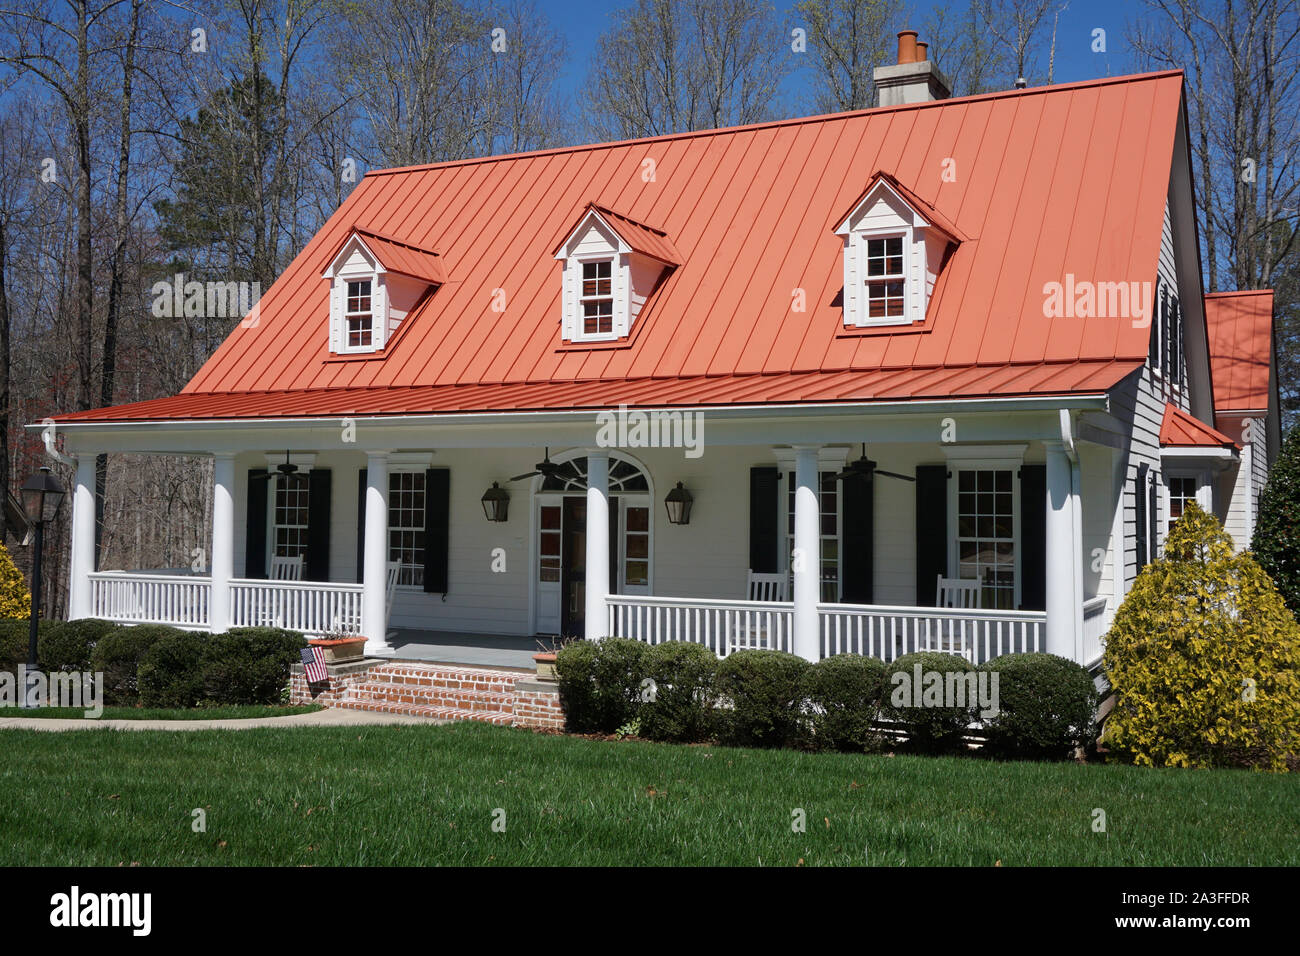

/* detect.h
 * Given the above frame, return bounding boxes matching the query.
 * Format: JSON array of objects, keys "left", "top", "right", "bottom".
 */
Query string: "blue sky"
[{"left": 543, "top": 0, "right": 1147, "bottom": 110}]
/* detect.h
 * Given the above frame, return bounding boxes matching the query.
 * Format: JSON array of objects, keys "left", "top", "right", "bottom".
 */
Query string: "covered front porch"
[{"left": 54, "top": 398, "right": 1122, "bottom": 669}]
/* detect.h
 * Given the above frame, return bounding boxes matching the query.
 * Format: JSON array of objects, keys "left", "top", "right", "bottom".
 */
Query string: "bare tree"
[
  {"left": 584, "top": 0, "right": 790, "bottom": 139},
  {"left": 795, "top": 0, "right": 899, "bottom": 112},
  {"left": 924, "top": 0, "right": 1009, "bottom": 95}
]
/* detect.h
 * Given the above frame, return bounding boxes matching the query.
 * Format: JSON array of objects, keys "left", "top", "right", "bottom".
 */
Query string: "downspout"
[{"left": 41, "top": 418, "right": 76, "bottom": 468}]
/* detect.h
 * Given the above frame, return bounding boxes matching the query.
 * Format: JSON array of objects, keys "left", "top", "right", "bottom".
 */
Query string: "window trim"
[
  {"left": 860, "top": 232, "right": 908, "bottom": 323},
  {"left": 265, "top": 472, "right": 311, "bottom": 572},
  {"left": 344, "top": 278, "right": 375, "bottom": 352},
  {"left": 387, "top": 468, "right": 427, "bottom": 590},
  {"left": 577, "top": 256, "right": 617, "bottom": 341},
  {"left": 847, "top": 227, "right": 913, "bottom": 329}
]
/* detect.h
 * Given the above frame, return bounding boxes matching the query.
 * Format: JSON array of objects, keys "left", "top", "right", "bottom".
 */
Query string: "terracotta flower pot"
[
  {"left": 533, "top": 652, "right": 558, "bottom": 680},
  {"left": 309, "top": 637, "right": 367, "bottom": 664}
]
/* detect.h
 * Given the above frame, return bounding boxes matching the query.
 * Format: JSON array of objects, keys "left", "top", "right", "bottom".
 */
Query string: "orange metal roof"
[
  {"left": 1159, "top": 402, "right": 1239, "bottom": 449},
  {"left": 1204, "top": 290, "right": 1273, "bottom": 412},
  {"left": 58, "top": 70, "right": 1186, "bottom": 424},
  {"left": 341, "top": 228, "right": 446, "bottom": 285},
  {"left": 562, "top": 204, "right": 682, "bottom": 265}
]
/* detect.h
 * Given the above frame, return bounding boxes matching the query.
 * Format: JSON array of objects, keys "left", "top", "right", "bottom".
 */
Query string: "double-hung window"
[
  {"left": 580, "top": 260, "right": 614, "bottom": 336},
  {"left": 388, "top": 471, "right": 426, "bottom": 587},
  {"left": 273, "top": 475, "right": 310, "bottom": 561},
  {"left": 785, "top": 471, "right": 840, "bottom": 601},
  {"left": 1167, "top": 475, "right": 1198, "bottom": 534},
  {"left": 955, "top": 468, "right": 1016, "bottom": 610},
  {"left": 346, "top": 279, "right": 373, "bottom": 349},
  {"left": 864, "top": 236, "right": 905, "bottom": 319}
]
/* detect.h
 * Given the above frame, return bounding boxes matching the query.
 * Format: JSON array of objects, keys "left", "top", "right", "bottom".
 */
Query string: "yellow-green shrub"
[
  {"left": 0, "top": 542, "right": 31, "bottom": 619},
  {"left": 1103, "top": 502, "right": 1300, "bottom": 771}
]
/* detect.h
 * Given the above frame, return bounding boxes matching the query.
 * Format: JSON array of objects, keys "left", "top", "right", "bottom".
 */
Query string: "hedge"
[
  {"left": 978, "top": 653, "right": 1097, "bottom": 760},
  {"left": 554, "top": 638, "right": 648, "bottom": 734},
  {"left": 881, "top": 651, "right": 978, "bottom": 754},
  {"left": 716, "top": 649, "right": 811, "bottom": 748},
  {"left": 802, "top": 653, "right": 888, "bottom": 752},
  {"left": 639, "top": 641, "right": 719, "bottom": 743},
  {"left": 90, "top": 624, "right": 188, "bottom": 706},
  {"left": 38, "top": 618, "right": 118, "bottom": 672},
  {"left": 201, "top": 628, "right": 306, "bottom": 705}
]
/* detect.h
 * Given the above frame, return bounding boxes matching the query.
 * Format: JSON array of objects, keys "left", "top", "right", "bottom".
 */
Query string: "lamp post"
[{"left": 20, "top": 466, "right": 65, "bottom": 708}]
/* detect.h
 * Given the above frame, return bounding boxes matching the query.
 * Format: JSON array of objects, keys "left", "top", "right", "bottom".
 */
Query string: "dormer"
[
  {"left": 322, "top": 227, "right": 444, "bottom": 354},
  {"left": 553, "top": 204, "right": 678, "bottom": 343},
  {"left": 833, "top": 172, "right": 961, "bottom": 328}
]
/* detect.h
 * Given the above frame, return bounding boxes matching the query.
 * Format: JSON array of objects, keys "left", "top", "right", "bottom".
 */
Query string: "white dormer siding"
[
  {"left": 556, "top": 209, "right": 670, "bottom": 343},
  {"left": 835, "top": 179, "right": 946, "bottom": 328},
  {"left": 325, "top": 237, "right": 389, "bottom": 354}
]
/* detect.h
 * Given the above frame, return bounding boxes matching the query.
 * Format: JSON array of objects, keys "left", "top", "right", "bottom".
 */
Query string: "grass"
[
  {"left": 0, "top": 721, "right": 1295, "bottom": 866},
  {"left": 0, "top": 704, "right": 322, "bottom": 720}
]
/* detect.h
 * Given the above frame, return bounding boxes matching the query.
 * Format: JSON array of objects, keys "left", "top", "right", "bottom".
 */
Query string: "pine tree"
[{"left": 1252, "top": 426, "right": 1300, "bottom": 616}]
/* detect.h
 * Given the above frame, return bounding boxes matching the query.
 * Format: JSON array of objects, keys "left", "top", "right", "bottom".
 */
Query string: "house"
[{"left": 37, "top": 34, "right": 1279, "bottom": 679}]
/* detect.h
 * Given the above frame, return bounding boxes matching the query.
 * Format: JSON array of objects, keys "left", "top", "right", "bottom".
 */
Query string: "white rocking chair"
[
  {"left": 932, "top": 573, "right": 981, "bottom": 659},
  {"left": 728, "top": 569, "right": 789, "bottom": 655},
  {"left": 331, "top": 561, "right": 401, "bottom": 640},
  {"left": 270, "top": 554, "right": 304, "bottom": 581}
]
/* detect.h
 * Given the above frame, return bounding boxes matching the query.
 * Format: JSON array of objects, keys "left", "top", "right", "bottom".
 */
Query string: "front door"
[{"left": 536, "top": 496, "right": 619, "bottom": 636}]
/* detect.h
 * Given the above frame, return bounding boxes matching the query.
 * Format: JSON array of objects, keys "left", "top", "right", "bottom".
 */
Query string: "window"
[
  {"left": 580, "top": 260, "right": 613, "bottom": 335},
  {"left": 1167, "top": 475, "right": 1198, "bottom": 533},
  {"left": 865, "top": 236, "right": 905, "bottom": 319},
  {"left": 625, "top": 506, "right": 649, "bottom": 587},
  {"left": 273, "top": 475, "right": 310, "bottom": 561},
  {"left": 786, "top": 471, "right": 840, "bottom": 601},
  {"left": 388, "top": 471, "right": 425, "bottom": 587},
  {"left": 346, "top": 279, "right": 373, "bottom": 349},
  {"left": 538, "top": 505, "right": 561, "bottom": 583},
  {"left": 1150, "top": 283, "right": 1184, "bottom": 384},
  {"left": 955, "top": 469, "right": 1015, "bottom": 610}
]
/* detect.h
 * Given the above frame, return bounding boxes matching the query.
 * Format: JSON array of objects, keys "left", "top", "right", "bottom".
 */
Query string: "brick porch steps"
[{"left": 326, "top": 661, "right": 557, "bottom": 728}]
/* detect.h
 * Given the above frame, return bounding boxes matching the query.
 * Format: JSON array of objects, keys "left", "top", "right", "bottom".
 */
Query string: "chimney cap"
[
  {"left": 915, "top": 41, "right": 928, "bottom": 62},
  {"left": 897, "top": 30, "right": 918, "bottom": 65}
]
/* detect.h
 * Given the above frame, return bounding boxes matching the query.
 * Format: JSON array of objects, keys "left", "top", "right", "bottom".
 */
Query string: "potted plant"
[
  {"left": 308, "top": 625, "right": 367, "bottom": 664},
  {"left": 532, "top": 636, "right": 571, "bottom": 680}
]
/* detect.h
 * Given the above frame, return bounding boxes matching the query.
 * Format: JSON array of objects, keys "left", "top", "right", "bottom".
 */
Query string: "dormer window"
[
  {"left": 555, "top": 204, "right": 679, "bottom": 344},
  {"left": 346, "top": 280, "right": 374, "bottom": 349},
  {"left": 322, "top": 227, "right": 444, "bottom": 356},
  {"left": 865, "top": 236, "right": 906, "bottom": 319},
  {"left": 834, "top": 172, "right": 961, "bottom": 329}
]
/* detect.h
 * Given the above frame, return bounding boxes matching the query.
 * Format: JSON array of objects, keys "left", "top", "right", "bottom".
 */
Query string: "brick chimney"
[{"left": 873, "top": 30, "right": 951, "bottom": 106}]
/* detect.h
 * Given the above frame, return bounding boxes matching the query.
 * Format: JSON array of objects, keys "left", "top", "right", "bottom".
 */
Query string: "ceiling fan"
[
  {"left": 252, "top": 450, "right": 301, "bottom": 483},
  {"left": 834, "top": 443, "right": 915, "bottom": 483},
  {"left": 510, "top": 447, "right": 564, "bottom": 483}
]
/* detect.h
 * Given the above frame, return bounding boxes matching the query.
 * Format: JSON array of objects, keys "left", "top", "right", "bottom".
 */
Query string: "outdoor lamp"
[
  {"left": 664, "top": 482, "right": 693, "bottom": 525},
  {"left": 21, "top": 466, "right": 65, "bottom": 525},
  {"left": 481, "top": 482, "right": 510, "bottom": 522}
]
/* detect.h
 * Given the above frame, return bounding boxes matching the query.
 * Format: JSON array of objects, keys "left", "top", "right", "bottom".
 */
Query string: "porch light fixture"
[
  {"left": 664, "top": 482, "right": 693, "bottom": 525},
  {"left": 481, "top": 482, "right": 510, "bottom": 522},
  {"left": 19, "top": 466, "right": 65, "bottom": 708}
]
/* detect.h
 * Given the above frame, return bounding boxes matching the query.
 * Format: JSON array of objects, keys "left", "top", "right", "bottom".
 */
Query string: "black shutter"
[
  {"left": 305, "top": 469, "right": 331, "bottom": 581},
  {"left": 423, "top": 468, "right": 450, "bottom": 593},
  {"left": 840, "top": 474, "right": 874, "bottom": 604},
  {"left": 1149, "top": 471, "right": 1160, "bottom": 561},
  {"left": 1019, "top": 464, "right": 1046, "bottom": 610},
  {"left": 1135, "top": 463, "right": 1148, "bottom": 571},
  {"left": 609, "top": 497, "right": 619, "bottom": 592},
  {"left": 749, "top": 467, "right": 779, "bottom": 573},
  {"left": 245, "top": 469, "right": 268, "bottom": 579},
  {"left": 915, "top": 465, "right": 948, "bottom": 606},
  {"left": 1148, "top": 289, "right": 1161, "bottom": 368},
  {"left": 356, "top": 468, "right": 367, "bottom": 583}
]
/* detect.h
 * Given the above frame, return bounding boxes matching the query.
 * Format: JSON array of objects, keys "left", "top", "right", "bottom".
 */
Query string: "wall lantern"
[
  {"left": 664, "top": 482, "right": 693, "bottom": 526},
  {"left": 481, "top": 482, "right": 510, "bottom": 522}
]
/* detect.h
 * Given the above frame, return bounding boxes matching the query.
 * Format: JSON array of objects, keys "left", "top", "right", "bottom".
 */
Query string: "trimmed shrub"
[
  {"left": 555, "top": 637, "right": 649, "bottom": 734},
  {"left": 1105, "top": 503, "right": 1300, "bottom": 770},
  {"left": 0, "top": 619, "right": 50, "bottom": 673},
  {"left": 38, "top": 619, "right": 118, "bottom": 672},
  {"left": 716, "top": 649, "right": 811, "bottom": 748},
  {"left": 202, "top": 628, "right": 306, "bottom": 705},
  {"left": 90, "top": 624, "right": 187, "bottom": 706},
  {"left": 882, "top": 652, "right": 977, "bottom": 754},
  {"left": 978, "top": 653, "right": 1097, "bottom": 760},
  {"left": 1253, "top": 426, "right": 1300, "bottom": 616},
  {"left": 134, "top": 629, "right": 206, "bottom": 707},
  {"left": 802, "top": 653, "right": 888, "bottom": 752},
  {"left": 639, "top": 641, "right": 719, "bottom": 743},
  {"left": 0, "top": 541, "right": 30, "bottom": 619}
]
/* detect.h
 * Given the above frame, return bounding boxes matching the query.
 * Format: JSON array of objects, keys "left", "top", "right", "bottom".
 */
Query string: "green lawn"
[
  {"left": 0, "top": 704, "right": 322, "bottom": 721},
  {"left": 1, "top": 721, "right": 1295, "bottom": 866}
]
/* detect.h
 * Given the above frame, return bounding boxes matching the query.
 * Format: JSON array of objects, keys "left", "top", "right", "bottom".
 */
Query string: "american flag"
[{"left": 301, "top": 646, "right": 328, "bottom": 684}]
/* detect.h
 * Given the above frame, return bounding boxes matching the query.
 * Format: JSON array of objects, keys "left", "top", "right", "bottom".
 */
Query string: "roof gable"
[
  {"left": 553, "top": 204, "right": 680, "bottom": 265},
  {"left": 324, "top": 227, "right": 445, "bottom": 285},
  {"left": 833, "top": 171, "right": 964, "bottom": 244}
]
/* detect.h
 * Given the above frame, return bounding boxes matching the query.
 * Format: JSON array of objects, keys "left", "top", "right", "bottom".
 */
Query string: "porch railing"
[
  {"left": 88, "top": 571, "right": 211, "bottom": 629},
  {"left": 229, "top": 578, "right": 364, "bottom": 636},
  {"left": 606, "top": 595, "right": 794, "bottom": 657},
  {"left": 1081, "top": 596, "right": 1109, "bottom": 667},
  {"left": 818, "top": 602, "right": 1046, "bottom": 665}
]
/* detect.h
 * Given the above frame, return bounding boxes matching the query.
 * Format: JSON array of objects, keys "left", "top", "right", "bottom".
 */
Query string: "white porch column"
[
  {"left": 362, "top": 451, "right": 394, "bottom": 655},
  {"left": 66, "top": 455, "right": 96, "bottom": 620},
  {"left": 1044, "top": 440, "right": 1082, "bottom": 660},
  {"left": 584, "top": 449, "right": 610, "bottom": 642},
  {"left": 792, "top": 445, "right": 821, "bottom": 662},
  {"left": 210, "top": 453, "right": 235, "bottom": 633}
]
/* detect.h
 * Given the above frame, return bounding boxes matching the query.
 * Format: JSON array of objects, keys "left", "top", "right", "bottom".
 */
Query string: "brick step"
[
  {"left": 368, "top": 662, "right": 530, "bottom": 682},
  {"left": 344, "top": 681, "right": 515, "bottom": 712},
  {"left": 331, "top": 698, "right": 514, "bottom": 725}
]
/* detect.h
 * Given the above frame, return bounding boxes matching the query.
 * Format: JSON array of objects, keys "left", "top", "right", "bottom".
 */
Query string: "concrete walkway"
[{"left": 0, "top": 708, "right": 445, "bottom": 732}]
